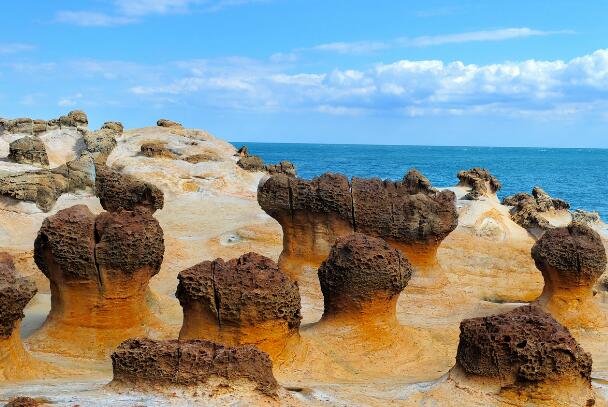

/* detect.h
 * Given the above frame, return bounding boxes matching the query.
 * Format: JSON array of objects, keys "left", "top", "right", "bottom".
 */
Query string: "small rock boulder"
[
  {"left": 8, "top": 136, "right": 49, "bottom": 167},
  {"left": 157, "top": 119, "right": 183, "bottom": 128},
  {"left": 95, "top": 164, "right": 164, "bottom": 213},
  {"left": 457, "top": 167, "right": 501, "bottom": 200}
]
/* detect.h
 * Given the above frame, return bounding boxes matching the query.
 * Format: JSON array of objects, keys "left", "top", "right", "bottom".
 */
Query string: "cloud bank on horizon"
[{"left": 1, "top": 0, "right": 607, "bottom": 146}]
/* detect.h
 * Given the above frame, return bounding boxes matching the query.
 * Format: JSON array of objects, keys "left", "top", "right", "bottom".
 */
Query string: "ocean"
[{"left": 233, "top": 143, "right": 608, "bottom": 221}]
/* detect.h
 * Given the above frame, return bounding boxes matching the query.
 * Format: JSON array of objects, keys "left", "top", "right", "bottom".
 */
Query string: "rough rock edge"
[
  {"left": 7, "top": 136, "right": 49, "bottom": 167},
  {"left": 0, "top": 253, "right": 37, "bottom": 338},
  {"left": 0, "top": 110, "right": 88, "bottom": 135},
  {"left": 502, "top": 186, "right": 570, "bottom": 232},
  {"left": 95, "top": 164, "right": 164, "bottom": 213},
  {"left": 457, "top": 167, "right": 501, "bottom": 200}
]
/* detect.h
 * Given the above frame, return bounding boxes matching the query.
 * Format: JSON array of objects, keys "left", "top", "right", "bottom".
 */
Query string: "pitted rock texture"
[
  {"left": 456, "top": 305, "right": 592, "bottom": 383},
  {"left": 34, "top": 205, "right": 164, "bottom": 282},
  {"left": 83, "top": 129, "right": 118, "bottom": 164},
  {"left": 140, "top": 141, "right": 179, "bottom": 159},
  {"left": 111, "top": 338, "right": 279, "bottom": 396},
  {"left": 265, "top": 161, "right": 297, "bottom": 177},
  {"left": 101, "top": 121, "right": 124, "bottom": 133},
  {"left": 0, "top": 155, "right": 95, "bottom": 211},
  {"left": 95, "top": 164, "right": 164, "bottom": 213},
  {"left": 0, "top": 253, "right": 37, "bottom": 338},
  {"left": 8, "top": 136, "right": 49, "bottom": 167},
  {"left": 58, "top": 110, "right": 88, "bottom": 128},
  {"left": 318, "top": 233, "right": 412, "bottom": 314},
  {"left": 571, "top": 209, "right": 602, "bottom": 225},
  {"left": 402, "top": 168, "right": 437, "bottom": 195},
  {"left": 457, "top": 167, "right": 501, "bottom": 200},
  {"left": 1, "top": 111, "right": 88, "bottom": 135},
  {"left": 4, "top": 397, "right": 41, "bottom": 407},
  {"left": 176, "top": 252, "right": 301, "bottom": 328},
  {"left": 157, "top": 119, "right": 183, "bottom": 128},
  {"left": 238, "top": 155, "right": 297, "bottom": 177},
  {"left": 531, "top": 222, "right": 607, "bottom": 285},
  {"left": 503, "top": 187, "right": 570, "bottom": 232}
]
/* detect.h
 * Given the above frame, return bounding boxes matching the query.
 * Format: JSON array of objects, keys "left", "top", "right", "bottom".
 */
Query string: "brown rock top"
[
  {"left": 318, "top": 233, "right": 412, "bottom": 314},
  {"left": 457, "top": 167, "right": 501, "bottom": 200},
  {"left": 0, "top": 253, "right": 37, "bottom": 338},
  {"left": 4, "top": 397, "right": 42, "bottom": 407},
  {"left": 456, "top": 305, "right": 592, "bottom": 382},
  {"left": 8, "top": 136, "right": 49, "bottom": 167},
  {"left": 95, "top": 164, "right": 164, "bottom": 213},
  {"left": 532, "top": 222, "right": 607, "bottom": 285},
  {"left": 503, "top": 187, "right": 570, "bottom": 232},
  {"left": 176, "top": 252, "right": 301, "bottom": 328},
  {"left": 157, "top": 119, "right": 183, "bottom": 128},
  {"left": 111, "top": 338, "right": 279, "bottom": 396}
]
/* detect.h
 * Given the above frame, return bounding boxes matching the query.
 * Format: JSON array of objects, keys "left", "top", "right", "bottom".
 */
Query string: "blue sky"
[{"left": 1, "top": 0, "right": 607, "bottom": 147}]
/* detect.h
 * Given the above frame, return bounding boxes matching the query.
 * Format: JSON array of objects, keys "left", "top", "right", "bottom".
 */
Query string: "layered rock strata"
[
  {"left": 503, "top": 186, "right": 570, "bottom": 236},
  {"left": 111, "top": 338, "right": 279, "bottom": 397},
  {"left": 441, "top": 305, "right": 597, "bottom": 406},
  {"left": 258, "top": 170, "right": 457, "bottom": 284},
  {"left": 27, "top": 202, "right": 165, "bottom": 358},
  {"left": 456, "top": 167, "right": 501, "bottom": 200},
  {"left": 0, "top": 110, "right": 88, "bottom": 135},
  {"left": 532, "top": 222, "right": 607, "bottom": 329},
  {"left": 176, "top": 252, "right": 301, "bottom": 360},
  {"left": 0, "top": 253, "right": 37, "bottom": 380}
]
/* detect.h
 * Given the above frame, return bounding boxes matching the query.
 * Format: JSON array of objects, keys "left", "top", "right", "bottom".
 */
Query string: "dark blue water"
[{"left": 233, "top": 143, "right": 608, "bottom": 220}]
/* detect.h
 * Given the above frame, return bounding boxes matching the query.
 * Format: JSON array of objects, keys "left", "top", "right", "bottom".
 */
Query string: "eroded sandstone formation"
[
  {"left": 532, "top": 222, "right": 607, "bottom": 329},
  {"left": 8, "top": 136, "right": 49, "bottom": 167},
  {"left": 176, "top": 252, "right": 301, "bottom": 360},
  {"left": 503, "top": 186, "right": 570, "bottom": 235},
  {"left": 0, "top": 253, "right": 37, "bottom": 380},
  {"left": 28, "top": 202, "right": 165, "bottom": 358},
  {"left": 0, "top": 111, "right": 88, "bottom": 135},
  {"left": 236, "top": 146, "right": 297, "bottom": 177},
  {"left": 95, "top": 164, "right": 164, "bottom": 213},
  {"left": 111, "top": 338, "right": 279, "bottom": 397},
  {"left": 451, "top": 305, "right": 596, "bottom": 406},
  {"left": 258, "top": 169, "right": 457, "bottom": 283},
  {"left": 456, "top": 167, "right": 501, "bottom": 200},
  {"left": 157, "top": 118, "right": 183, "bottom": 128}
]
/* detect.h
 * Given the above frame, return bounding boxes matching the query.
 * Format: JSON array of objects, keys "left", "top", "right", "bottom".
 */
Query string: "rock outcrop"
[
  {"left": 156, "top": 119, "right": 183, "bottom": 128},
  {"left": 111, "top": 338, "right": 279, "bottom": 397},
  {"left": 236, "top": 146, "right": 297, "bottom": 177},
  {"left": 82, "top": 128, "right": 119, "bottom": 164},
  {"left": 101, "top": 121, "right": 124, "bottom": 133},
  {"left": 503, "top": 187, "right": 570, "bottom": 236},
  {"left": 176, "top": 252, "right": 301, "bottom": 360},
  {"left": 140, "top": 141, "right": 179, "bottom": 159},
  {"left": 4, "top": 397, "right": 43, "bottom": 407},
  {"left": 28, "top": 202, "right": 165, "bottom": 358},
  {"left": 1, "top": 111, "right": 88, "bottom": 135},
  {"left": 456, "top": 167, "right": 501, "bottom": 200},
  {"left": 532, "top": 222, "right": 607, "bottom": 329},
  {"left": 0, "top": 253, "right": 37, "bottom": 380},
  {"left": 447, "top": 305, "right": 597, "bottom": 406},
  {"left": 258, "top": 169, "right": 457, "bottom": 285},
  {"left": 95, "top": 164, "right": 164, "bottom": 213},
  {"left": 8, "top": 136, "right": 49, "bottom": 167}
]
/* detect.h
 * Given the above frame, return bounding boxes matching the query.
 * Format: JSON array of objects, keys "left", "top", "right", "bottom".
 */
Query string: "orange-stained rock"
[
  {"left": 176, "top": 252, "right": 301, "bottom": 360},
  {"left": 27, "top": 204, "right": 167, "bottom": 358},
  {"left": 111, "top": 338, "right": 279, "bottom": 397},
  {"left": 532, "top": 222, "right": 608, "bottom": 329}
]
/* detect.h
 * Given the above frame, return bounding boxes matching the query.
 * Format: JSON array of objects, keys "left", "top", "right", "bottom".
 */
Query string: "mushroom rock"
[
  {"left": 0, "top": 252, "right": 37, "bottom": 380},
  {"left": 258, "top": 170, "right": 457, "bottom": 287},
  {"left": 110, "top": 338, "right": 279, "bottom": 398},
  {"left": 428, "top": 305, "right": 598, "bottom": 406},
  {"left": 456, "top": 167, "right": 501, "bottom": 200},
  {"left": 156, "top": 118, "right": 183, "bottom": 128},
  {"left": 503, "top": 187, "right": 571, "bottom": 237},
  {"left": 58, "top": 110, "right": 88, "bottom": 129},
  {"left": 8, "top": 136, "right": 49, "bottom": 167},
  {"left": 176, "top": 252, "right": 301, "bottom": 361},
  {"left": 101, "top": 121, "right": 124, "bottom": 133},
  {"left": 27, "top": 204, "right": 166, "bottom": 358},
  {"left": 532, "top": 222, "right": 607, "bottom": 329},
  {"left": 95, "top": 164, "right": 164, "bottom": 213}
]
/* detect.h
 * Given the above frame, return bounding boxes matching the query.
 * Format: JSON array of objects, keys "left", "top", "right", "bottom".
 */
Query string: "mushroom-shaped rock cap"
[
  {"left": 177, "top": 252, "right": 301, "bottom": 328},
  {"left": 457, "top": 167, "right": 501, "bottom": 199},
  {"left": 8, "top": 136, "right": 49, "bottom": 167},
  {"left": 0, "top": 253, "right": 37, "bottom": 338},
  {"left": 532, "top": 222, "right": 607, "bottom": 285},
  {"left": 456, "top": 305, "right": 592, "bottom": 383},
  {"left": 402, "top": 168, "right": 437, "bottom": 195},
  {"left": 111, "top": 338, "right": 278, "bottom": 396},
  {"left": 156, "top": 119, "right": 183, "bottom": 128},
  {"left": 95, "top": 164, "right": 164, "bottom": 213},
  {"left": 318, "top": 233, "right": 413, "bottom": 313}
]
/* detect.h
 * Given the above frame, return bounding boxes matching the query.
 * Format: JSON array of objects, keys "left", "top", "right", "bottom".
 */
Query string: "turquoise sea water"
[{"left": 233, "top": 143, "right": 608, "bottom": 220}]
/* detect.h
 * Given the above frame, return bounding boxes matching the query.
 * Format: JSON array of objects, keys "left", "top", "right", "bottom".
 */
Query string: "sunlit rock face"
[
  {"left": 257, "top": 169, "right": 457, "bottom": 288},
  {"left": 176, "top": 252, "right": 301, "bottom": 361},
  {"left": 0, "top": 252, "right": 37, "bottom": 380},
  {"left": 456, "top": 167, "right": 502, "bottom": 200},
  {"left": 111, "top": 338, "right": 279, "bottom": 398},
  {"left": 444, "top": 305, "right": 597, "bottom": 407},
  {"left": 532, "top": 222, "right": 607, "bottom": 329},
  {"left": 27, "top": 203, "right": 166, "bottom": 359}
]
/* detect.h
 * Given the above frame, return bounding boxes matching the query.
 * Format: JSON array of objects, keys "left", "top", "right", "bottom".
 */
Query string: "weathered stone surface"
[
  {"left": 58, "top": 110, "right": 88, "bottom": 128},
  {"left": 95, "top": 164, "right": 164, "bottom": 213},
  {"left": 32, "top": 120, "right": 47, "bottom": 136},
  {"left": 318, "top": 234, "right": 412, "bottom": 315},
  {"left": 503, "top": 187, "right": 570, "bottom": 233},
  {"left": 238, "top": 154, "right": 297, "bottom": 177},
  {"left": 0, "top": 253, "right": 37, "bottom": 338},
  {"left": 0, "top": 170, "right": 69, "bottom": 212},
  {"left": 140, "top": 141, "right": 179, "bottom": 159},
  {"left": 177, "top": 252, "right": 301, "bottom": 328},
  {"left": 456, "top": 305, "right": 592, "bottom": 382},
  {"left": 157, "top": 119, "right": 183, "bottom": 128},
  {"left": 265, "top": 161, "right": 297, "bottom": 177},
  {"left": 111, "top": 338, "right": 279, "bottom": 396},
  {"left": 8, "top": 136, "right": 49, "bottom": 167},
  {"left": 237, "top": 155, "right": 266, "bottom": 172},
  {"left": 571, "top": 209, "right": 601, "bottom": 225},
  {"left": 402, "top": 168, "right": 437, "bottom": 195},
  {"left": 101, "top": 121, "right": 124, "bottom": 133},
  {"left": 83, "top": 129, "right": 118, "bottom": 164},
  {"left": 532, "top": 222, "right": 607, "bottom": 285},
  {"left": 457, "top": 167, "right": 501, "bottom": 200},
  {"left": 2, "top": 118, "right": 34, "bottom": 134},
  {"left": 4, "top": 397, "right": 41, "bottom": 407}
]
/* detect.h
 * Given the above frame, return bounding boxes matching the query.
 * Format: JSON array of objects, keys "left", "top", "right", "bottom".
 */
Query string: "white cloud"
[
  {"left": 58, "top": 93, "right": 84, "bottom": 107},
  {"left": 311, "top": 41, "right": 389, "bottom": 55},
  {"left": 55, "top": 11, "right": 137, "bottom": 26},
  {"left": 0, "top": 43, "right": 35, "bottom": 54}
]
